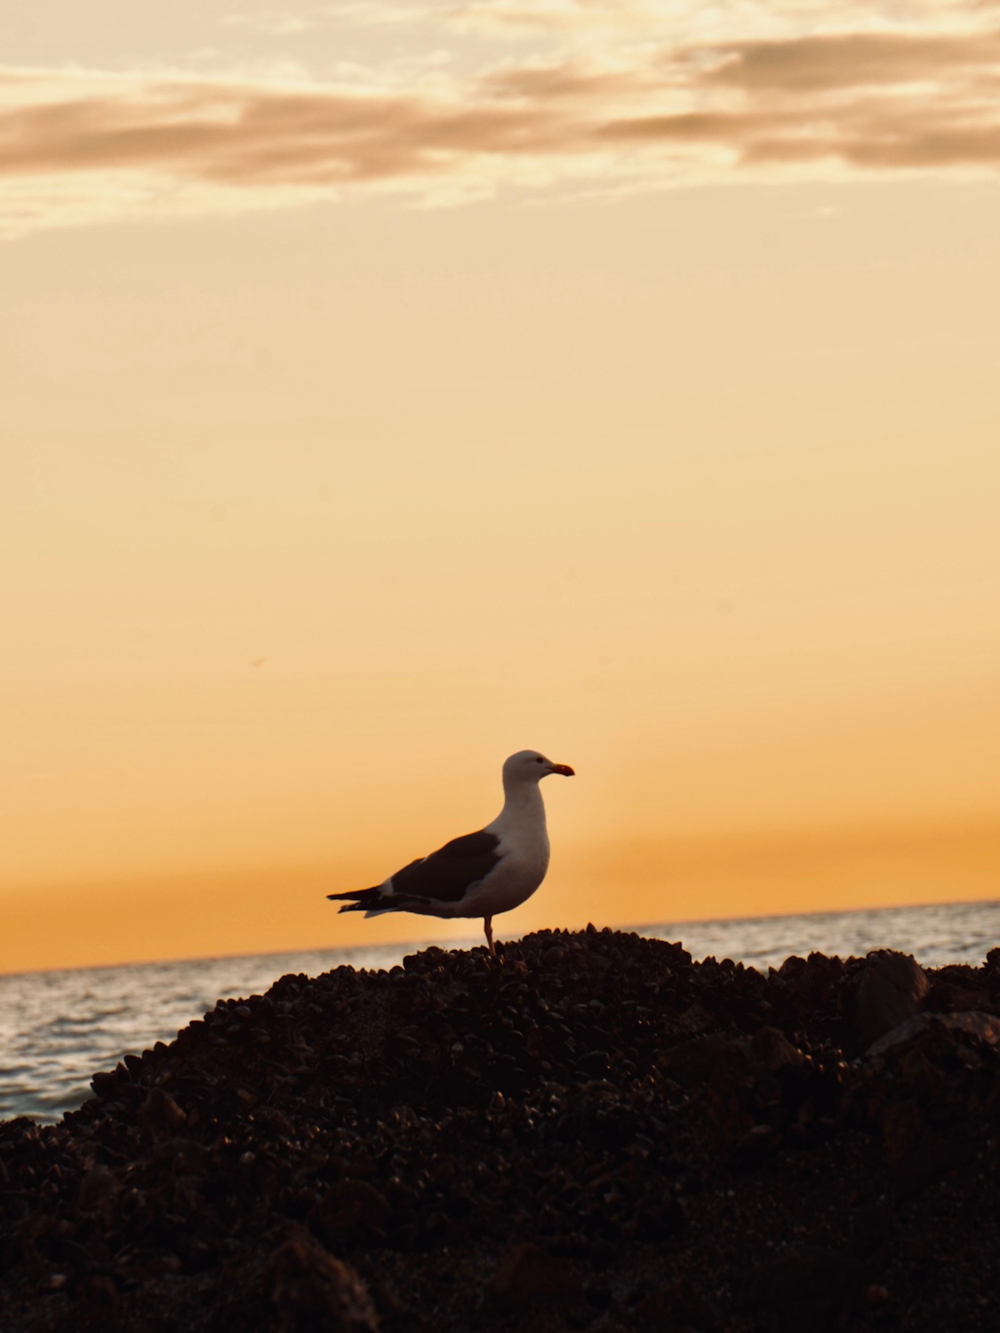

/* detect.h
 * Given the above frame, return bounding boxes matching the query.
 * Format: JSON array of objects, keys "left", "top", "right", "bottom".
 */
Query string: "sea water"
[{"left": 2, "top": 899, "right": 999, "bottom": 1124}]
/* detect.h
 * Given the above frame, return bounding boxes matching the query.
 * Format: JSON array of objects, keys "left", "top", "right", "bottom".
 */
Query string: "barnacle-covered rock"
[{"left": 2, "top": 927, "right": 1000, "bottom": 1331}]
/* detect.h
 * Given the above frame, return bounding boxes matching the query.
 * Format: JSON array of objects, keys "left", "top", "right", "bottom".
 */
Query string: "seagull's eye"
[{"left": 535, "top": 757, "right": 544, "bottom": 763}]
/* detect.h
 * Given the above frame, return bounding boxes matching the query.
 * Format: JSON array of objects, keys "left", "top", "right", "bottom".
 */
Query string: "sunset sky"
[{"left": 3, "top": 0, "right": 1000, "bottom": 972}]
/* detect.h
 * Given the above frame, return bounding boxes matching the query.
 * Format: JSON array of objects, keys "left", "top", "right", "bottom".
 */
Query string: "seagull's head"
[{"left": 503, "top": 750, "right": 575, "bottom": 785}]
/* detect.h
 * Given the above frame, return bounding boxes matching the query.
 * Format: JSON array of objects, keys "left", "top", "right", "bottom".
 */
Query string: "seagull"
[{"left": 327, "top": 750, "right": 575, "bottom": 956}]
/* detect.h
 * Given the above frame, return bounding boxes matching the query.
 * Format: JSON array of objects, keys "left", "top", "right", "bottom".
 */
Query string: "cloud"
[
  {"left": 3, "top": 5, "right": 1000, "bottom": 234},
  {"left": 0, "top": 76, "right": 571, "bottom": 187},
  {"left": 445, "top": 0, "right": 653, "bottom": 34},
  {"left": 224, "top": 14, "right": 316, "bottom": 35},
  {"left": 705, "top": 31, "right": 1000, "bottom": 93},
  {"left": 223, "top": 4, "right": 427, "bottom": 35}
]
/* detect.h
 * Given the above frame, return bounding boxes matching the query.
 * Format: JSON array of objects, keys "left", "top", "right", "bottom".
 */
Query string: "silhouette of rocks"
[{"left": 2, "top": 926, "right": 1000, "bottom": 1331}]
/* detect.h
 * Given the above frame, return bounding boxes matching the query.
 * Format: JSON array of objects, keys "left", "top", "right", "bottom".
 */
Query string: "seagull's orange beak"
[{"left": 551, "top": 763, "right": 575, "bottom": 776}]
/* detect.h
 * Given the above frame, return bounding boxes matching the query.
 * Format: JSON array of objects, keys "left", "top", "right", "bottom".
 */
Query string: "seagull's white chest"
[{"left": 463, "top": 830, "right": 550, "bottom": 917}]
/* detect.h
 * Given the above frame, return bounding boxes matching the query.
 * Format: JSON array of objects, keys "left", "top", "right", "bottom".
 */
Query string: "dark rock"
[
  {"left": 740, "top": 1247, "right": 867, "bottom": 1332},
  {"left": 263, "top": 1230, "right": 380, "bottom": 1331},
  {"left": 868, "top": 1008, "right": 1000, "bottom": 1056},
  {"left": 485, "top": 1242, "right": 583, "bottom": 1308},
  {"left": 634, "top": 1278, "right": 717, "bottom": 1330},
  {"left": 857, "top": 950, "right": 928, "bottom": 1048},
  {"left": 880, "top": 1096, "right": 923, "bottom": 1171},
  {"left": 137, "top": 1086, "right": 187, "bottom": 1134},
  {"left": 749, "top": 1025, "right": 804, "bottom": 1072},
  {"left": 308, "top": 1180, "right": 391, "bottom": 1249},
  {"left": 660, "top": 1034, "right": 748, "bottom": 1088},
  {"left": 75, "top": 1164, "right": 119, "bottom": 1211}
]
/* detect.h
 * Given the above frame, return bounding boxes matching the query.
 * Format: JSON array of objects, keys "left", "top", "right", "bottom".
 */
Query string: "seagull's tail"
[{"left": 327, "top": 886, "right": 423, "bottom": 919}]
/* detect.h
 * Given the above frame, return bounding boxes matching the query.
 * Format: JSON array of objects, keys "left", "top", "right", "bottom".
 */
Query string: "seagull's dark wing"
[{"left": 389, "top": 830, "right": 502, "bottom": 903}]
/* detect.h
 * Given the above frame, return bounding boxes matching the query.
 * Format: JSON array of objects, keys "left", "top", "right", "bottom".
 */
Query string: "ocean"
[{"left": 2, "top": 898, "right": 999, "bottom": 1124}]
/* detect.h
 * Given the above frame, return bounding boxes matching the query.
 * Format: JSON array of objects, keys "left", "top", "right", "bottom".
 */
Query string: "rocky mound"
[{"left": 3, "top": 927, "right": 1000, "bottom": 1332}]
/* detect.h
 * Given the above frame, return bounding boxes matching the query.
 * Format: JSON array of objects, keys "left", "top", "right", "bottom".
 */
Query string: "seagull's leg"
[{"left": 484, "top": 916, "right": 495, "bottom": 957}]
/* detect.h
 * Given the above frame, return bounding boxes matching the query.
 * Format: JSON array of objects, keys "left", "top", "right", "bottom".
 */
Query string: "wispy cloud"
[
  {"left": 223, "top": 4, "right": 423, "bottom": 36},
  {"left": 3, "top": 0, "right": 1000, "bottom": 234},
  {"left": 224, "top": 13, "right": 316, "bottom": 36}
]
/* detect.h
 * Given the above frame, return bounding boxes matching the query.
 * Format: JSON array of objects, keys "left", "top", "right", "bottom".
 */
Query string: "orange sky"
[{"left": 3, "top": 0, "right": 1000, "bottom": 972}]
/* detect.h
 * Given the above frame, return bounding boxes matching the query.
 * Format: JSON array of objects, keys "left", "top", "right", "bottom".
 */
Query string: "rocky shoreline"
[{"left": 3, "top": 927, "right": 1000, "bottom": 1331}]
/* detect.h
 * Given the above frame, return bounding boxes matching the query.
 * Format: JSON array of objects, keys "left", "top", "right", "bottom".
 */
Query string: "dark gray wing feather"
[{"left": 389, "top": 830, "right": 502, "bottom": 903}]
